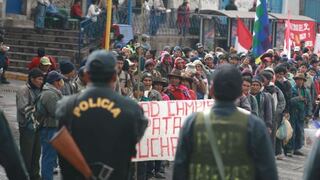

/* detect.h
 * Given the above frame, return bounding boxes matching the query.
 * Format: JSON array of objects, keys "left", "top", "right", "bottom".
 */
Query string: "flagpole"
[{"left": 104, "top": 0, "right": 113, "bottom": 50}]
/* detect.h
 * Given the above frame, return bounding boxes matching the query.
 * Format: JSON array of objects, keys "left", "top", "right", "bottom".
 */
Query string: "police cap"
[{"left": 85, "top": 50, "right": 117, "bottom": 78}]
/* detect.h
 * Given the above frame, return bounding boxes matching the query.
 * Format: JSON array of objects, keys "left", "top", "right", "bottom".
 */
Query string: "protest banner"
[
  {"left": 132, "top": 99, "right": 214, "bottom": 162},
  {"left": 289, "top": 20, "right": 316, "bottom": 48}
]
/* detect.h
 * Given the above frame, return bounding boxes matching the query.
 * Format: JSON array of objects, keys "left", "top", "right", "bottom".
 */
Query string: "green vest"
[{"left": 189, "top": 108, "right": 255, "bottom": 180}]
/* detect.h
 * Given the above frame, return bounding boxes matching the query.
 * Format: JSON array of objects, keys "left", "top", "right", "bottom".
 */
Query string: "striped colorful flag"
[{"left": 252, "top": 0, "right": 271, "bottom": 59}]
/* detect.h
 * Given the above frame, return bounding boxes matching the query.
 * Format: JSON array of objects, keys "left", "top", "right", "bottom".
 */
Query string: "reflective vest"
[{"left": 189, "top": 108, "right": 255, "bottom": 180}]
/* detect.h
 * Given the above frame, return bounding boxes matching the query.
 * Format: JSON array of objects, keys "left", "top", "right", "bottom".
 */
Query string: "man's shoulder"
[
  {"left": 17, "top": 85, "right": 29, "bottom": 94},
  {"left": 116, "top": 93, "right": 141, "bottom": 108}
]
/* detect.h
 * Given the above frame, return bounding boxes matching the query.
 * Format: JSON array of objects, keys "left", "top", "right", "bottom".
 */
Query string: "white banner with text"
[{"left": 132, "top": 100, "right": 214, "bottom": 162}]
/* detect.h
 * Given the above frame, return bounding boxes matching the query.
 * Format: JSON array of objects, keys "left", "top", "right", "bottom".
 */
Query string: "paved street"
[{"left": 0, "top": 80, "right": 313, "bottom": 180}]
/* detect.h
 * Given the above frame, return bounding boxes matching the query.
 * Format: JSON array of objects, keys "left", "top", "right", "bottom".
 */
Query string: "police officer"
[
  {"left": 0, "top": 109, "right": 29, "bottom": 180},
  {"left": 173, "top": 64, "right": 278, "bottom": 180},
  {"left": 55, "top": 50, "right": 148, "bottom": 180}
]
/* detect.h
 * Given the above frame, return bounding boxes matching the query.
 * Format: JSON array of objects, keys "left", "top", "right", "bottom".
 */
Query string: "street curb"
[{"left": 5, "top": 71, "right": 27, "bottom": 81}]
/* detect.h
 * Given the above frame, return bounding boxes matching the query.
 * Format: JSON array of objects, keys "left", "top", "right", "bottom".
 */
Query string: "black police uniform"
[
  {"left": 0, "top": 110, "right": 29, "bottom": 180},
  {"left": 55, "top": 50, "right": 148, "bottom": 180}
]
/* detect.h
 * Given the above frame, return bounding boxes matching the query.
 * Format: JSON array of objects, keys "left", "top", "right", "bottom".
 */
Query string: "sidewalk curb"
[{"left": 5, "top": 71, "right": 27, "bottom": 81}]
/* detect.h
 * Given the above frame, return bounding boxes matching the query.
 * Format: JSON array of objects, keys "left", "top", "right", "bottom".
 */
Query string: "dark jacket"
[
  {"left": 235, "top": 95, "right": 251, "bottom": 112},
  {"left": 61, "top": 77, "right": 76, "bottom": 96},
  {"left": 254, "top": 91, "right": 273, "bottom": 129},
  {"left": 248, "top": 94, "right": 259, "bottom": 116},
  {"left": 264, "top": 85, "right": 286, "bottom": 123},
  {"left": 16, "top": 83, "right": 41, "bottom": 127},
  {"left": 173, "top": 101, "right": 278, "bottom": 180},
  {"left": 0, "top": 110, "right": 29, "bottom": 180},
  {"left": 275, "top": 80, "right": 292, "bottom": 113},
  {"left": 56, "top": 83, "right": 148, "bottom": 180}
]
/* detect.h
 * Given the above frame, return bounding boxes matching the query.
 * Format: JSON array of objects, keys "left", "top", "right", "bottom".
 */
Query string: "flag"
[
  {"left": 236, "top": 17, "right": 253, "bottom": 53},
  {"left": 283, "top": 16, "right": 292, "bottom": 58},
  {"left": 252, "top": 0, "right": 271, "bottom": 58}
]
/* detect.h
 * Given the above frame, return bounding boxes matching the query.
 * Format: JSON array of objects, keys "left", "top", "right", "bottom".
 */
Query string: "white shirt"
[
  {"left": 86, "top": 4, "right": 101, "bottom": 22},
  {"left": 38, "top": 0, "right": 50, "bottom": 6}
]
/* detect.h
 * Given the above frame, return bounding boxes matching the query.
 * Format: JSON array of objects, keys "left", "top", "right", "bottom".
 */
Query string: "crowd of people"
[{"left": 8, "top": 32, "right": 320, "bottom": 179}]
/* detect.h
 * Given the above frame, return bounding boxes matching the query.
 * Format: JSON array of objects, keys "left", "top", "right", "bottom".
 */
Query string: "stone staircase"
[{"left": 3, "top": 27, "right": 91, "bottom": 73}]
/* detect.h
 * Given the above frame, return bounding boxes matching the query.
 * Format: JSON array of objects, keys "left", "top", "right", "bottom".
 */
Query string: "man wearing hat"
[
  {"left": 196, "top": 43, "right": 206, "bottom": 59},
  {"left": 250, "top": 75, "right": 273, "bottom": 132},
  {"left": 153, "top": 77, "right": 170, "bottom": 100},
  {"left": 59, "top": 60, "right": 76, "bottom": 96},
  {"left": 55, "top": 50, "right": 148, "bottom": 179},
  {"left": 29, "top": 48, "right": 57, "bottom": 71},
  {"left": 166, "top": 69, "right": 191, "bottom": 100},
  {"left": 16, "top": 68, "right": 44, "bottom": 180},
  {"left": 285, "top": 73, "right": 312, "bottom": 157},
  {"left": 298, "top": 62, "right": 317, "bottom": 104},
  {"left": 173, "top": 64, "right": 277, "bottom": 180},
  {"left": 39, "top": 56, "right": 52, "bottom": 75},
  {"left": 143, "top": 59, "right": 162, "bottom": 79},
  {"left": 180, "top": 73, "right": 197, "bottom": 100},
  {"left": 38, "top": 70, "right": 64, "bottom": 180},
  {"left": 261, "top": 70, "right": 286, "bottom": 153}
]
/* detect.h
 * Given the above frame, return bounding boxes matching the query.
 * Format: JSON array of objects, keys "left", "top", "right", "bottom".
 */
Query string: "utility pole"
[{"left": 104, "top": 0, "right": 113, "bottom": 50}]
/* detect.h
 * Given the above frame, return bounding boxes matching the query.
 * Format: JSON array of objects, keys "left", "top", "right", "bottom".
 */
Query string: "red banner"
[{"left": 289, "top": 20, "right": 316, "bottom": 48}]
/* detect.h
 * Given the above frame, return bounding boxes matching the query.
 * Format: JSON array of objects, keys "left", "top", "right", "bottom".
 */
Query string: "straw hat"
[{"left": 293, "top": 73, "right": 307, "bottom": 81}]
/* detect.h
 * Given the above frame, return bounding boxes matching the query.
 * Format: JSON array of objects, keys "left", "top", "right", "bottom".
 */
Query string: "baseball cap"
[
  {"left": 196, "top": 43, "right": 203, "bottom": 49},
  {"left": 40, "top": 56, "right": 52, "bottom": 66},
  {"left": 46, "top": 71, "right": 64, "bottom": 84},
  {"left": 86, "top": 50, "right": 117, "bottom": 75}
]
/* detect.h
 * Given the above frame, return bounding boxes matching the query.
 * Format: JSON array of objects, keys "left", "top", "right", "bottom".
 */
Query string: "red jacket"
[
  {"left": 71, "top": 4, "right": 83, "bottom": 17},
  {"left": 28, "top": 56, "right": 57, "bottom": 71},
  {"left": 167, "top": 84, "right": 191, "bottom": 100},
  {"left": 189, "top": 89, "right": 197, "bottom": 100}
]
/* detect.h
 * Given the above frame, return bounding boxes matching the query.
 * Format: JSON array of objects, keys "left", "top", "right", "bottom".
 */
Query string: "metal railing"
[
  {"left": 116, "top": 7, "right": 201, "bottom": 36},
  {"left": 77, "top": 11, "right": 106, "bottom": 62}
]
